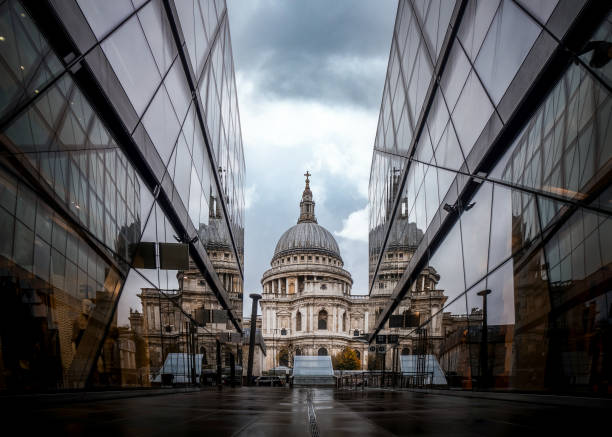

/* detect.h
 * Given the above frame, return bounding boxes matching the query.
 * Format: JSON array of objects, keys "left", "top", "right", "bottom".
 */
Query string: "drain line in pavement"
[{"left": 306, "top": 390, "right": 320, "bottom": 437}]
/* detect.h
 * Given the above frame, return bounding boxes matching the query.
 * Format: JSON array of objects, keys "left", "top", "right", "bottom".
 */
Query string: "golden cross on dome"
[{"left": 304, "top": 170, "right": 311, "bottom": 186}]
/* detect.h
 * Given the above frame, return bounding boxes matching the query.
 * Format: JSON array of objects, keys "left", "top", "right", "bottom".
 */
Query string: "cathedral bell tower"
[{"left": 298, "top": 171, "right": 317, "bottom": 224}]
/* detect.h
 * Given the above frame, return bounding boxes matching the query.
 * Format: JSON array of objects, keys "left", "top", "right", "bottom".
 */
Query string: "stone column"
[
  {"left": 365, "top": 310, "right": 369, "bottom": 332},
  {"left": 332, "top": 307, "right": 336, "bottom": 332},
  {"left": 286, "top": 277, "right": 289, "bottom": 294},
  {"left": 310, "top": 306, "right": 314, "bottom": 332}
]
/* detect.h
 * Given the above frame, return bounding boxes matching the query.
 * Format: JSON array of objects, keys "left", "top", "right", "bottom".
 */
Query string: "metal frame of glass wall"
[{"left": 368, "top": 0, "right": 611, "bottom": 394}]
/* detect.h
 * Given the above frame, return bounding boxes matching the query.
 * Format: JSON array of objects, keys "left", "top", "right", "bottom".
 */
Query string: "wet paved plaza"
[{"left": 4, "top": 388, "right": 609, "bottom": 436}]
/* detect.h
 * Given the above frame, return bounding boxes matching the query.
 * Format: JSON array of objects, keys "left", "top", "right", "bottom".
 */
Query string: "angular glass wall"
[
  {"left": 0, "top": 0, "right": 244, "bottom": 392},
  {"left": 368, "top": 0, "right": 611, "bottom": 394}
]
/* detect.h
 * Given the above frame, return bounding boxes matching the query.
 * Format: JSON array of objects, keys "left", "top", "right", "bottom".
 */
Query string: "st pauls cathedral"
[{"left": 260, "top": 173, "right": 448, "bottom": 371}]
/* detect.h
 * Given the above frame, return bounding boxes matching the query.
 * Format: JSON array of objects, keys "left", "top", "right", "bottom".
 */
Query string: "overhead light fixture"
[
  {"left": 443, "top": 203, "right": 457, "bottom": 213},
  {"left": 474, "top": 172, "right": 487, "bottom": 183},
  {"left": 0, "top": 36, "right": 5, "bottom": 41}
]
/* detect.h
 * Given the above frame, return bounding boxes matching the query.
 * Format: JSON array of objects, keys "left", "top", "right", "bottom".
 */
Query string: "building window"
[
  {"left": 342, "top": 312, "right": 347, "bottom": 331},
  {"left": 318, "top": 348, "right": 328, "bottom": 356},
  {"left": 379, "top": 282, "right": 384, "bottom": 289},
  {"left": 315, "top": 256, "right": 319, "bottom": 261},
  {"left": 300, "top": 256, "right": 304, "bottom": 261},
  {"left": 295, "top": 348, "right": 302, "bottom": 356},
  {"left": 308, "top": 256, "right": 312, "bottom": 261},
  {"left": 401, "top": 348, "right": 410, "bottom": 356},
  {"left": 318, "top": 310, "right": 327, "bottom": 330},
  {"left": 320, "top": 283, "right": 327, "bottom": 290},
  {"left": 355, "top": 350, "right": 361, "bottom": 360},
  {"left": 293, "top": 256, "right": 297, "bottom": 261},
  {"left": 399, "top": 253, "right": 403, "bottom": 259},
  {"left": 296, "top": 312, "right": 302, "bottom": 331},
  {"left": 278, "top": 348, "right": 289, "bottom": 367}
]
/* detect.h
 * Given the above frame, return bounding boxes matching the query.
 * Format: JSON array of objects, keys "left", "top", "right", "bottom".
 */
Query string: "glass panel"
[
  {"left": 171, "top": 133, "right": 192, "bottom": 206},
  {"left": 516, "top": 0, "right": 558, "bottom": 24},
  {"left": 475, "top": 0, "right": 541, "bottom": 105},
  {"left": 429, "top": 219, "right": 466, "bottom": 308},
  {"left": 142, "top": 85, "right": 180, "bottom": 167},
  {"left": 487, "top": 184, "right": 513, "bottom": 271},
  {"left": 164, "top": 59, "right": 191, "bottom": 124},
  {"left": 101, "top": 15, "right": 161, "bottom": 116},
  {"left": 77, "top": 0, "right": 134, "bottom": 40},
  {"left": 458, "top": 0, "right": 501, "bottom": 61},
  {"left": 451, "top": 69, "right": 494, "bottom": 158},
  {"left": 460, "top": 182, "right": 493, "bottom": 288},
  {"left": 137, "top": 0, "right": 177, "bottom": 76},
  {"left": 407, "top": 42, "right": 433, "bottom": 123}
]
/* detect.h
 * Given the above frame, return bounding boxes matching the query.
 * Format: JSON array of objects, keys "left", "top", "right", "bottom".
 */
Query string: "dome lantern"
[{"left": 298, "top": 170, "right": 316, "bottom": 224}]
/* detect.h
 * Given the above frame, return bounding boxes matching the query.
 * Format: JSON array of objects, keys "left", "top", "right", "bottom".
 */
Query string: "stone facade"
[{"left": 260, "top": 174, "right": 448, "bottom": 371}]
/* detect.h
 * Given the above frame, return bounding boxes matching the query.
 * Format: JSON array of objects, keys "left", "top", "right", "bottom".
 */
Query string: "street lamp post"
[
  {"left": 477, "top": 289, "right": 492, "bottom": 390},
  {"left": 247, "top": 293, "right": 261, "bottom": 386}
]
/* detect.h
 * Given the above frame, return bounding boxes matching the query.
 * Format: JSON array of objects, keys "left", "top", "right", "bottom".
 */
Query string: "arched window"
[
  {"left": 295, "top": 348, "right": 302, "bottom": 356},
  {"left": 318, "top": 348, "right": 328, "bottom": 356},
  {"left": 342, "top": 312, "right": 347, "bottom": 331},
  {"left": 296, "top": 311, "right": 302, "bottom": 331},
  {"left": 318, "top": 310, "right": 328, "bottom": 330},
  {"left": 200, "top": 347, "right": 207, "bottom": 366},
  {"left": 355, "top": 350, "right": 361, "bottom": 359},
  {"left": 401, "top": 347, "right": 410, "bottom": 355}
]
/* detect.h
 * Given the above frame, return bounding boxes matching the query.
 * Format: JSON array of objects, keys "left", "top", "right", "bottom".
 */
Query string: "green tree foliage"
[{"left": 332, "top": 347, "right": 361, "bottom": 370}]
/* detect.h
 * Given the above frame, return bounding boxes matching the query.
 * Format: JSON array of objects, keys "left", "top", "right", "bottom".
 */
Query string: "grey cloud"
[{"left": 228, "top": 0, "right": 397, "bottom": 108}]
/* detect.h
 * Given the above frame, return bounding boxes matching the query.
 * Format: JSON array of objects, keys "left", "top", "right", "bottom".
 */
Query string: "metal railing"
[{"left": 335, "top": 370, "right": 435, "bottom": 390}]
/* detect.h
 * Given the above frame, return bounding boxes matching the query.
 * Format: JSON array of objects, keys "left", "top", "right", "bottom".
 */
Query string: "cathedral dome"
[
  {"left": 272, "top": 171, "right": 342, "bottom": 262},
  {"left": 274, "top": 222, "right": 341, "bottom": 259}
]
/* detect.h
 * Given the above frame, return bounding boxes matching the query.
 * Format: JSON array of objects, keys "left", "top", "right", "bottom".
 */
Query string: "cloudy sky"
[{"left": 226, "top": 0, "right": 398, "bottom": 314}]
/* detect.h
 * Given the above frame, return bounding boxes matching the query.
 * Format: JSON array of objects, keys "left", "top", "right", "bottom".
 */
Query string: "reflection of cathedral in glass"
[{"left": 127, "top": 194, "right": 244, "bottom": 383}]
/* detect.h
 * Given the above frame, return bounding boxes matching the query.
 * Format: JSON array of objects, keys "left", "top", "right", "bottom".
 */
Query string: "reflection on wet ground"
[{"left": 4, "top": 388, "right": 609, "bottom": 436}]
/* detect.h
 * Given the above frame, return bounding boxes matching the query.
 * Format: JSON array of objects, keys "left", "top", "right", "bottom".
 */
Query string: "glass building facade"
[
  {"left": 0, "top": 0, "right": 244, "bottom": 392},
  {"left": 369, "top": 0, "right": 611, "bottom": 395}
]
